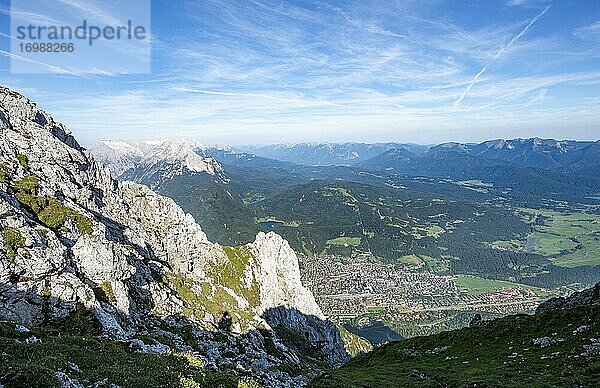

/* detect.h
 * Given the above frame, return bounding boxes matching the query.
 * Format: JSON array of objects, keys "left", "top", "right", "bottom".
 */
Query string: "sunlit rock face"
[
  {"left": 91, "top": 138, "right": 224, "bottom": 180},
  {"left": 0, "top": 86, "right": 349, "bottom": 386}
]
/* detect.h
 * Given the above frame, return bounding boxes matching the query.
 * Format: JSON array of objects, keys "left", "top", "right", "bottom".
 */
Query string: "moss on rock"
[
  {"left": 12, "top": 174, "right": 38, "bottom": 193},
  {"left": 210, "top": 246, "right": 260, "bottom": 308},
  {"left": 0, "top": 162, "right": 11, "bottom": 183},
  {"left": 16, "top": 153, "right": 28, "bottom": 169},
  {"left": 100, "top": 281, "right": 117, "bottom": 305},
  {"left": 3, "top": 227, "right": 25, "bottom": 260},
  {"left": 167, "top": 272, "right": 256, "bottom": 332},
  {"left": 165, "top": 246, "right": 262, "bottom": 331},
  {"left": 11, "top": 174, "right": 92, "bottom": 235},
  {"left": 337, "top": 324, "right": 372, "bottom": 357}
]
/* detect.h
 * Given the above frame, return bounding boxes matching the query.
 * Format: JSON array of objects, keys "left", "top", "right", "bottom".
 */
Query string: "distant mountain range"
[
  {"left": 234, "top": 138, "right": 600, "bottom": 174},
  {"left": 358, "top": 138, "right": 600, "bottom": 175},
  {"left": 92, "top": 137, "right": 600, "bottom": 246},
  {"left": 238, "top": 142, "right": 429, "bottom": 166},
  {"left": 94, "top": 137, "right": 600, "bottom": 176}
]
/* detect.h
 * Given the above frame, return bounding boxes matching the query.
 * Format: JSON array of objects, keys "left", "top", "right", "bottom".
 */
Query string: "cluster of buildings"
[{"left": 300, "top": 255, "right": 543, "bottom": 331}]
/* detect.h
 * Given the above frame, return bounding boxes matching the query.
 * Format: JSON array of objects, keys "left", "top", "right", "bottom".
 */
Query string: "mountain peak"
[
  {"left": 251, "top": 231, "right": 325, "bottom": 319},
  {"left": 92, "top": 138, "right": 223, "bottom": 179},
  {"left": 142, "top": 139, "right": 221, "bottom": 175}
]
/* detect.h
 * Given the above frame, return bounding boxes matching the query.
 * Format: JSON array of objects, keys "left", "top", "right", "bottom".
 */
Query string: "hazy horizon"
[{"left": 86, "top": 135, "right": 600, "bottom": 151}]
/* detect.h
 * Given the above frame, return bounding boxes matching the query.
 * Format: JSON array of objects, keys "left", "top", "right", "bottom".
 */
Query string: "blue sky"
[{"left": 1, "top": 0, "right": 599, "bottom": 147}]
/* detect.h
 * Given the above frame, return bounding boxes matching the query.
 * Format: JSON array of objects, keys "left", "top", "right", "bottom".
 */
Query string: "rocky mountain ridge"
[
  {"left": 536, "top": 282, "right": 600, "bottom": 312},
  {"left": 238, "top": 142, "right": 428, "bottom": 166},
  {"left": 0, "top": 86, "right": 351, "bottom": 386},
  {"left": 92, "top": 139, "right": 223, "bottom": 179},
  {"left": 361, "top": 137, "right": 600, "bottom": 172}
]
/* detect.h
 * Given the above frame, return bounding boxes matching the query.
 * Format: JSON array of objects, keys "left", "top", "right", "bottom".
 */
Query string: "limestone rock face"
[
  {"left": 91, "top": 138, "right": 224, "bottom": 180},
  {"left": 0, "top": 86, "right": 349, "bottom": 386},
  {"left": 250, "top": 231, "right": 324, "bottom": 319},
  {"left": 249, "top": 231, "right": 349, "bottom": 367},
  {"left": 0, "top": 86, "right": 220, "bottom": 335}
]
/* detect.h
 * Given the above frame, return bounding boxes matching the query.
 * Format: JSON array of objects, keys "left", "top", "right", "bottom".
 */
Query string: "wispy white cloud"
[
  {"left": 31, "top": 67, "right": 599, "bottom": 147},
  {"left": 326, "top": 4, "right": 408, "bottom": 39},
  {"left": 525, "top": 88, "right": 548, "bottom": 107},
  {"left": 574, "top": 21, "right": 600, "bottom": 40},
  {"left": 54, "top": 0, "right": 124, "bottom": 25},
  {"left": 6, "top": 8, "right": 65, "bottom": 25},
  {"left": 0, "top": 49, "right": 80, "bottom": 75},
  {"left": 2, "top": 0, "right": 599, "bottom": 144},
  {"left": 507, "top": 0, "right": 549, "bottom": 7},
  {"left": 173, "top": 87, "right": 344, "bottom": 107}
]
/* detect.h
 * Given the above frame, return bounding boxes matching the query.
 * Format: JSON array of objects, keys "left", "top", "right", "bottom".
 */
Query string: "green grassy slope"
[{"left": 310, "top": 305, "right": 600, "bottom": 387}]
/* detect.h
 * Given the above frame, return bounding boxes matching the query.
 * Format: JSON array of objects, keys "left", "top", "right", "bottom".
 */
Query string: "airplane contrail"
[{"left": 453, "top": 4, "right": 551, "bottom": 107}]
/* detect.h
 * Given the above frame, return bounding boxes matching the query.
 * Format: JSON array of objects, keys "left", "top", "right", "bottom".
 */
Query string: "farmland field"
[{"left": 454, "top": 275, "right": 551, "bottom": 297}]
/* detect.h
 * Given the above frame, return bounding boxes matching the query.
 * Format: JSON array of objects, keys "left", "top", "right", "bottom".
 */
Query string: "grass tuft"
[
  {"left": 3, "top": 227, "right": 26, "bottom": 261},
  {"left": 16, "top": 153, "right": 29, "bottom": 169}
]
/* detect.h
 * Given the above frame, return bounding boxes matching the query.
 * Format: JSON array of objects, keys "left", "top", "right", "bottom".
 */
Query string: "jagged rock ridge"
[
  {"left": 0, "top": 86, "right": 349, "bottom": 386},
  {"left": 92, "top": 138, "right": 223, "bottom": 179}
]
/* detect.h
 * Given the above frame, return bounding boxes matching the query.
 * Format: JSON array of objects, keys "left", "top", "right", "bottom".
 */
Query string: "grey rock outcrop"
[
  {"left": 469, "top": 313, "right": 483, "bottom": 327},
  {"left": 55, "top": 371, "right": 84, "bottom": 388},
  {"left": 536, "top": 282, "right": 600, "bottom": 313},
  {"left": 0, "top": 86, "right": 349, "bottom": 385},
  {"left": 250, "top": 232, "right": 324, "bottom": 319}
]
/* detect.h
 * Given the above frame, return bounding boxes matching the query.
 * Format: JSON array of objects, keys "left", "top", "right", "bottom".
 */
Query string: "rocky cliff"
[
  {"left": 536, "top": 282, "right": 600, "bottom": 313},
  {"left": 0, "top": 86, "right": 349, "bottom": 386}
]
